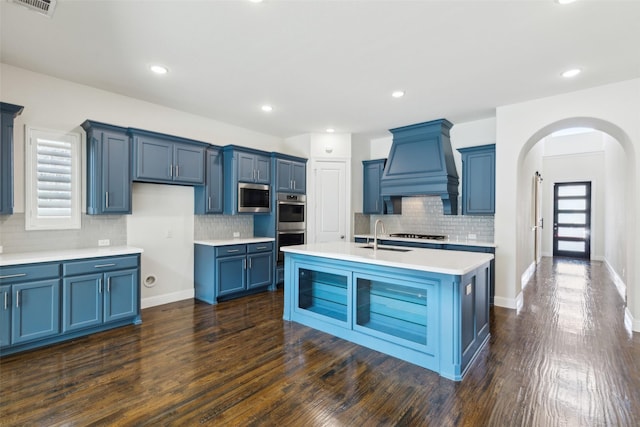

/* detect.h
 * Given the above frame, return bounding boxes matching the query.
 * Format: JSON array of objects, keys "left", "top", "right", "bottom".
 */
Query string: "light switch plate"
[
  {"left": 466, "top": 283, "right": 472, "bottom": 295},
  {"left": 98, "top": 239, "right": 110, "bottom": 247},
  {"left": 233, "top": 232, "right": 240, "bottom": 238},
  {"left": 468, "top": 233, "right": 477, "bottom": 240}
]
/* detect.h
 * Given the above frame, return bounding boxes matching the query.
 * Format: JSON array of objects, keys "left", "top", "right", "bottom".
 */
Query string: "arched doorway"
[{"left": 515, "top": 117, "right": 635, "bottom": 309}]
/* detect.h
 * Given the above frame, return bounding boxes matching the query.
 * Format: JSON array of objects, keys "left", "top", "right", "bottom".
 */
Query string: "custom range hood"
[{"left": 380, "top": 119, "right": 459, "bottom": 215}]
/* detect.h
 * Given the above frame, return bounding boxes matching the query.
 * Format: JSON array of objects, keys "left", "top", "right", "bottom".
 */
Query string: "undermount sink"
[{"left": 359, "top": 245, "right": 412, "bottom": 253}]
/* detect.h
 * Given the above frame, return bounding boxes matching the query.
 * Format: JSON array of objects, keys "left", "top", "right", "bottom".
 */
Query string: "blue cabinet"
[
  {"left": 62, "top": 255, "right": 139, "bottom": 332},
  {"left": 458, "top": 144, "right": 495, "bottom": 215},
  {"left": 223, "top": 146, "right": 272, "bottom": 214},
  {"left": 234, "top": 149, "right": 270, "bottom": 184},
  {"left": 194, "top": 241, "right": 274, "bottom": 304},
  {"left": 275, "top": 156, "right": 306, "bottom": 193},
  {"left": 0, "top": 285, "right": 10, "bottom": 347},
  {"left": 82, "top": 120, "right": 131, "bottom": 214},
  {"left": 0, "top": 254, "right": 140, "bottom": 356},
  {"left": 131, "top": 129, "right": 205, "bottom": 185},
  {"left": 0, "top": 262, "right": 61, "bottom": 348},
  {"left": 363, "top": 159, "right": 384, "bottom": 214},
  {"left": 194, "top": 147, "right": 224, "bottom": 214},
  {"left": 0, "top": 102, "right": 24, "bottom": 215}
]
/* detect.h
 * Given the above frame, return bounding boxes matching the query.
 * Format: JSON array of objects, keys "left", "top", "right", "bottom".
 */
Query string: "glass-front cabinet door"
[
  {"left": 354, "top": 273, "right": 438, "bottom": 353},
  {"left": 295, "top": 263, "right": 351, "bottom": 327}
]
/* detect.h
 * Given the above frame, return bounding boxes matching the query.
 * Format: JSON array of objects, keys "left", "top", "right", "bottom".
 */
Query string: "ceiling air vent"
[{"left": 9, "top": 0, "right": 57, "bottom": 18}]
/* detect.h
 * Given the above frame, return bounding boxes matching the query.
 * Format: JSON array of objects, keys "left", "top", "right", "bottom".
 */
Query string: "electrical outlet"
[
  {"left": 468, "top": 233, "right": 477, "bottom": 240},
  {"left": 233, "top": 232, "right": 240, "bottom": 238},
  {"left": 98, "top": 239, "right": 110, "bottom": 247}
]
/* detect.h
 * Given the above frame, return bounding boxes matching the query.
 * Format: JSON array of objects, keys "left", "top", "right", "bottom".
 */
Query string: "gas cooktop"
[{"left": 388, "top": 233, "right": 447, "bottom": 240}]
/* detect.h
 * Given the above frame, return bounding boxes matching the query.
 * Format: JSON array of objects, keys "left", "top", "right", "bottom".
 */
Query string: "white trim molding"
[
  {"left": 625, "top": 308, "right": 640, "bottom": 333},
  {"left": 604, "top": 258, "right": 626, "bottom": 302},
  {"left": 521, "top": 261, "right": 536, "bottom": 290},
  {"left": 142, "top": 289, "right": 194, "bottom": 309},
  {"left": 494, "top": 292, "right": 523, "bottom": 311}
]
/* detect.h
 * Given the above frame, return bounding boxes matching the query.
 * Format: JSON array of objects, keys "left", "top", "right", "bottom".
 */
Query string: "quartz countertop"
[
  {"left": 194, "top": 237, "right": 275, "bottom": 247},
  {"left": 354, "top": 234, "right": 496, "bottom": 248},
  {"left": 282, "top": 241, "right": 493, "bottom": 275},
  {"left": 0, "top": 246, "right": 144, "bottom": 267}
]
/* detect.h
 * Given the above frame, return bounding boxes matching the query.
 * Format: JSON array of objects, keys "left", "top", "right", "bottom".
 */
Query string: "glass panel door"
[{"left": 553, "top": 182, "right": 591, "bottom": 259}]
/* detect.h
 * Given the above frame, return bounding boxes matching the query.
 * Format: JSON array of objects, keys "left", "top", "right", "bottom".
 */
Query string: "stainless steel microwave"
[{"left": 238, "top": 183, "right": 270, "bottom": 213}]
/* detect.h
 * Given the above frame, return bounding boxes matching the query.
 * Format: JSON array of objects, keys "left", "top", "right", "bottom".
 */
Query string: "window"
[{"left": 25, "top": 127, "right": 82, "bottom": 230}]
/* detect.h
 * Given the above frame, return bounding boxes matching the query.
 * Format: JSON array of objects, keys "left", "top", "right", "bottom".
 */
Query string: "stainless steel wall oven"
[{"left": 276, "top": 193, "right": 306, "bottom": 263}]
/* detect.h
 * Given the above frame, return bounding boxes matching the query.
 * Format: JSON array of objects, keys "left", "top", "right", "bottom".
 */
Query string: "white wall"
[
  {"left": 496, "top": 78, "right": 639, "bottom": 331},
  {"left": 1, "top": 63, "right": 285, "bottom": 307}
]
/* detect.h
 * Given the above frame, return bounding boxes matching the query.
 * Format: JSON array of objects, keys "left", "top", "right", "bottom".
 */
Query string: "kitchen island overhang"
[{"left": 282, "top": 242, "right": 494, "bottom": 381}]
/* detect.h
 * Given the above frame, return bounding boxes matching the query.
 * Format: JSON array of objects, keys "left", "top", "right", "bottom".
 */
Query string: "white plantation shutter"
[
  {"left": 36, "top": 139, "right": 73, "bottom": 217},
  {"left": 26, "top": 127, "right": 81, "bottom": 230}
]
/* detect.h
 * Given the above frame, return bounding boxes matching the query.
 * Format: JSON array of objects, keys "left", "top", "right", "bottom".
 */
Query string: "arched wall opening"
[{"left": 515, "top": 117, "right": 635, "bottom": 328}]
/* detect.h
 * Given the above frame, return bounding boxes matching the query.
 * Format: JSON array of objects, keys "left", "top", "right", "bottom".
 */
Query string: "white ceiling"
[{"left": 1, "top": 0, "right": 639, "bottom": 139}]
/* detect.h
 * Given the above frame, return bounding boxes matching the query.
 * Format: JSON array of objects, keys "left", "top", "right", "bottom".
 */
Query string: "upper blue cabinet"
[
  {"left": 235, "top": 149, "right": 270, "bottom": 184},
  {"left": 275, "top": 154, "right": 306, "bottom": 194},
  {"left": 81, "top": 120, "right": 132, "bottom": 215},
  {"left": 362, "top": 159, "right": 384, "bottom": 214},
  {"left": 130, "top": 128, "right": 205, "bottom": 185},
  {"left": 194, "top": 147, "right": 224, "bottom": 214},
  {"left": 0, "top": 102, "right": 24, "bottom": 215},
  {"left": 458, "top": 144, "right": 495, "bottom": 215}
]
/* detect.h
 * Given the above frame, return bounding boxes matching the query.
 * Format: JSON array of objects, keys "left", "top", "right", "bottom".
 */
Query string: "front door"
[{"left": 553, "top": 182, "right": 591, "bottom": 259}]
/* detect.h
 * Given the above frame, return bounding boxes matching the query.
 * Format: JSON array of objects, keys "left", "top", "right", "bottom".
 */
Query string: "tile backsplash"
[
  {"left": 367, "top": 196, "right": 494, "bottom": 242},
  {"left": 0, "top": 213, "right": 127, "bottom": 253},
  {"left": 194, "top": 215, "right": 253, "bottom": 240}
]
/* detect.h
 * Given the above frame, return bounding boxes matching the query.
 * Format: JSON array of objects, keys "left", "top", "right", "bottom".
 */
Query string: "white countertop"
[
  {"left": 195, "top": 237, "right": 275, "bottom": 247},
  {"left": 0, "top": 246, "right": 144, "bottom": 267},
  {"left": 354, "top": 234, "right": 496, "bottom": 248},
  {"left": 282, "top": 242, "right": 493, "bottom": 275}
]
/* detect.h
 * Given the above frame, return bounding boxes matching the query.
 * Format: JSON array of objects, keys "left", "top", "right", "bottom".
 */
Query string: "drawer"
[
  {"left": 0, "top": 263, "right": 60, "bottom": 285},
  {"left": 247, "top": 242, "right": 273, "bottom": 253},
  {"left": 215, "top": 245, "right": 247, "bottom": 257},
  {"left": 63, "top": 255, "right": 139, "bottom": 276}
]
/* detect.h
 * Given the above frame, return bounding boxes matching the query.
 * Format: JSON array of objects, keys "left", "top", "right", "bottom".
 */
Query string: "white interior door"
[{"left": 313, "top": 160, "right": 347, "bottom": 243}]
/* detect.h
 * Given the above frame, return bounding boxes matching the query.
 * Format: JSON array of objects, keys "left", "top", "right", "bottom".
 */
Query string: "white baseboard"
[
  {"left": 603, "top": 258, "right": 626, "bottom": 302},
  {"left": 142, "top": 289, "right": 194, "bottom": 309},
  {"left": 494, "top": 291, "right": 523, "bottom": 311},
  {"left": 625, "top": 308, "right": 640, "bottom": 333},
  {"left": 521, "top": 261, "right": 536, "bottom": 290}
]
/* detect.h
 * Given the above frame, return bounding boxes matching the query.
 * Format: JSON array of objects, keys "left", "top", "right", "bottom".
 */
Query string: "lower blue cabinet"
[
  {"left": 11, "top": 279, "right": 60, "bottom": 345},
  {"left": 195, "top": 241, "right": 274, "bottom": 304},
  {"left": 62, "top": 268, "right": 138, "bottom": 333},
  {"left": 0, "top": 254, "right": 140, "bottom": 356}
]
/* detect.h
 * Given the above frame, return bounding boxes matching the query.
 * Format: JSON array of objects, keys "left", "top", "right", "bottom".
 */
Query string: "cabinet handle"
[
  {"left": 105, "top": 191, "right": 110, "bottom": 208},
  {"left": 375, "top": 200, "right": 378, "bottom": 211},
  {"left": 0, "top": 273, "right": 27, "bottom": 279},
  {"left": 252, "top": 170, "right": 256, "bottom": 181},
  {"left": 169, "top": 165, "right": 173, "bottom": 177},
  {"left": 3, "top": 291, "right": 7, "bottom": 310},
  {"left": 257, "top": 170, "right": 260, "bottom": 181},
  {"left": 107, "top": 277, "right": 111, "bottom": 293},
  {"left": 208, "top": 196, "right": 212, "bottom": 210},
  {"left": 243, "top": 259, "right": 247, "bottom": 270},
  {"left": 227, "top": 249, "right": 240, "bottom": 253},
  {"left": 94, "top": 263, "right": 116, "bottom": 268},
  {"left": 99, "top": 278, "right": 103, "bottom": 293},
  {"left": 175, "top": 164, "right": 179, "bottom": 177},
  {"left": 15, "top": 290, "right": 20, "bottom": 308},
  {"left": 256, "top": 246, "right": 267, "bottom": 250},
  {"left": 249, "top": 258, "right": 252, "bottom": 269}
]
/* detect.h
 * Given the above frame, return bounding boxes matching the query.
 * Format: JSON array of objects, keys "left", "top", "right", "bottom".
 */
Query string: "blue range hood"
[{"left": 380, "top": 119, "right": 459, "bottom": 215}]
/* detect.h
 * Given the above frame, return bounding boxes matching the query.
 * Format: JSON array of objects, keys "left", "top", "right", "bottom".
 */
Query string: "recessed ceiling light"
[
  {"left": 149, "top": 65, "right": 168, "bottom": 75},
  {"left": 261, "top": 104, "right": 273, "bottom": 112},
  {"left": 392, "top": 90, "right": 405, "bottom": 98},
  {"left": 561, "top": 68, "right": 581, "bottom": 78},
  {"left": 249, "top": 0, "right": 263, "bottom": 3},
  {"left": 556, "top": 0, "right": 578, "bottom": 4},
  {"left": 326, "top": 128, "right": 335, "bottom": 133}
]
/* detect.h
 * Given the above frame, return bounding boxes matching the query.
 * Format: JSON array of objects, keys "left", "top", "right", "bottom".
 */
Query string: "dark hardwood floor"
[{"left": 1, "top": 257, "right": 639, "bottom": 426}]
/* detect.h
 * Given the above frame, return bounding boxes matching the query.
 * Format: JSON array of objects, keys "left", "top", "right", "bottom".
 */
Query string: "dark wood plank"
[{"left": 1, "top": 257, "right": 639, "bottom": 425}]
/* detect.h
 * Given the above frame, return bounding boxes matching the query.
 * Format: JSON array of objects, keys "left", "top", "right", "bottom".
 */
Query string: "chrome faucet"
[{"left": 373, "top": 219, "right": 385, "bottom": 250}]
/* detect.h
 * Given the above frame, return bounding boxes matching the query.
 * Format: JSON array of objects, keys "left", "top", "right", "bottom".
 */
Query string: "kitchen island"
[{"left": 281, "top": 242, "right": 493, "bottom": 381}]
